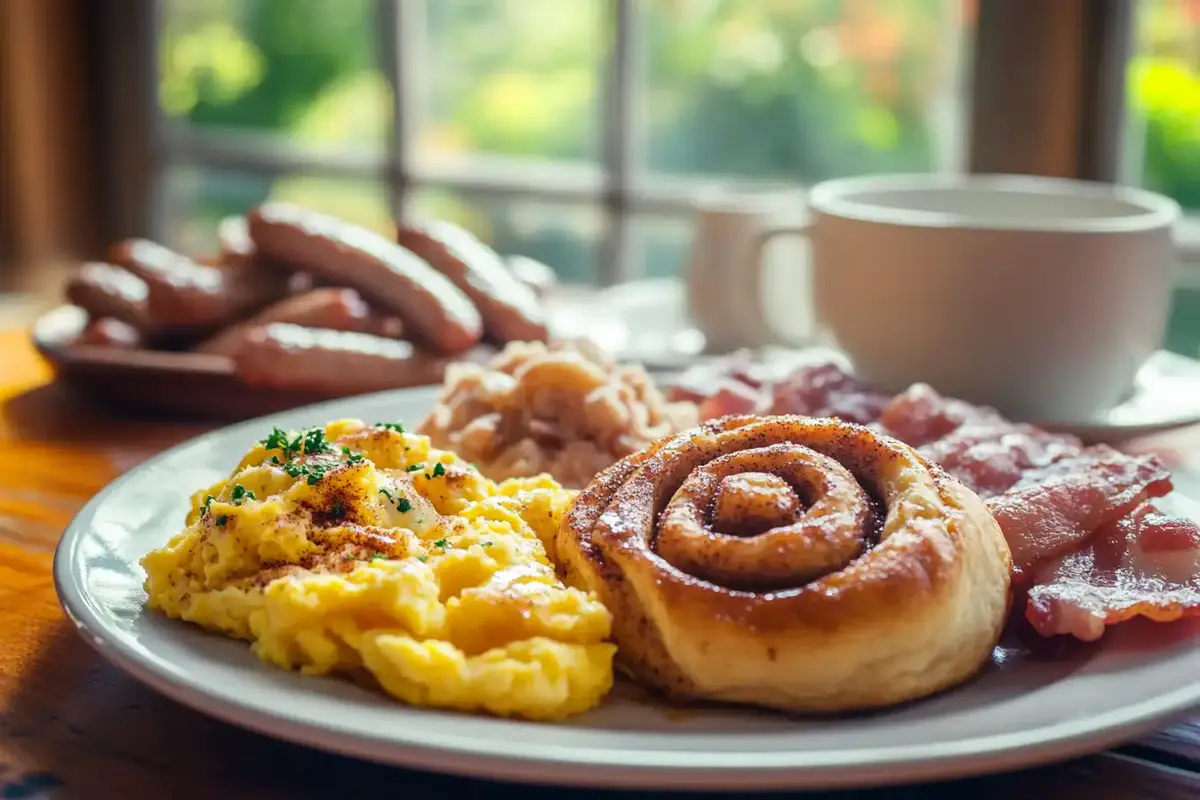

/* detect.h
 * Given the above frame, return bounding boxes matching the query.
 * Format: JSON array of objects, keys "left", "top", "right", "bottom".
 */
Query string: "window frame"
[{"left": 102, "top": 0, "right": 1200, "bottom": 286}]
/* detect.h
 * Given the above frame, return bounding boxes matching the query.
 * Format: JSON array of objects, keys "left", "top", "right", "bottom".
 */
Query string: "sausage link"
[
  {"left": 506, "top": 254, "right": 559, "bottom": 298},
  {"left": 217, "top": 215, "right": 256, "bottom": 269},
  {"left": 397, "top": 219, "right": 548, "bottom": 343},
  {"left": 109, "top": 239, "right": 289, "bottom": 330},
  {"left": 196, "top": 288, "right": 402, "bottom": 355},
  {"left": 246, "top": 203, "right": 482, "bottom": 355},
  {"left": 64, "top": 263, "right": 153, "bottom": 331},
  {"left": 228, "top": 323, "right": 449, "bottom": 394},
  {"left": 220, "top": 215, "right": 320, "bottom": 292},
  {"left": 73, "top": 317, "right": 143, "bottom": 349}
]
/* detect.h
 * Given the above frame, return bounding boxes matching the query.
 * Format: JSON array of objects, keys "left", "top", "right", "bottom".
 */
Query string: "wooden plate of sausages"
[{"left": 31, "top": 204, "right": 561, "bottom": 421}]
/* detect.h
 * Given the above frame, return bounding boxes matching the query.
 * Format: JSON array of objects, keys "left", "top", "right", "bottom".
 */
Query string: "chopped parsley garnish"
[
  {"left": 282, "top": 460, "right": 331, "bottom": 485},
  {"left": 481, "top": 541, "right": 492, "bottom": 547},
  {"left": 417, "top": 555, "right": 428, "bottom": 562},
  {"left": 230, "top": 484, "right": 255, "bottom": 505},
  {"left": 369, "top": 552, "right": 386, "bottom": 561},
  {"left": 261, "top": 426, "right": 350, "bottom": 488},
  {"left": 404, "top": 463, "right": 424, "bottom": 472},
  {"left": 262, "top": 426, "right": 334, "bottom": 460},
  {"left": 330, "top": 502, "right": 344, "bottom": 518},
  {"left": 378, "top": 488, "right": 413, "bottom": 512},
  {"left": 431, "top": 462, "right": 446, "bottom": 478},
  {"left": 376, "top": 421, "right": 405, "bottom": 433},
  {"left": 260, "top": 427, "right": 290, "bottom": 452},
  {"left": 303, "top": 428, "right": 333, "bottom": 455},
  {"left": 202, "top": 494, "right": 215, "bottom": 514},
  {"left": 433, "top": 538, "right": 449, "bottom": 549},
  {"left": 216, "top": 515, "right": 228, "bottom": 526}
]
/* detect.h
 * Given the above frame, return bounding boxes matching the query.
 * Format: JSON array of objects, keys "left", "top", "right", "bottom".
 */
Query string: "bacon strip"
[
  {"left": 1026, "top": 502, "right": 1200, "bottom": 640},
  {"left": 878, "top": 383, "right": 1001, "bottom": 445},
  {"left": 765, "top": 362, "right": 891, "bottom": 424},
  {"left": 985, "top": 448, "right": 1173, "bottom": 577},
  {"left": 696, "top": 380, "right": 763, "bottom": 420},
  {"left": 665, "top": 350, "right": 770, "bottom": 404},
  {"left": 919, "top": 422, "right": 1081, "bottom": 498}
]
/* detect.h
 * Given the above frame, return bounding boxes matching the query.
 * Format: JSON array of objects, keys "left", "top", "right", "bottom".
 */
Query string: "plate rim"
[{"left": 52, "top": 385, "right": 1200, "bottom": 791}]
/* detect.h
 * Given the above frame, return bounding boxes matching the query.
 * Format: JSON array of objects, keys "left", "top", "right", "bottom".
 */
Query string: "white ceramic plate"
[{"left": 54, "top": 387, "right": 1200, "bottom": 792}]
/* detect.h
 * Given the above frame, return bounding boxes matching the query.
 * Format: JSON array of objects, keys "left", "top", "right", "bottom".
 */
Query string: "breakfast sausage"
[
  {"left": 73, "top": 317, "right": 143, "bottom": 349},
  {"left": 196, "top": 288, "right": 403, "bottom": 355},
  {"left": 397, "top": 220, "right": 548, "bottom": 343},
  {"left": 217, "top": 215, "right": 256, "bottom": 269},
  {"left": 220, "top": 214, "right": 320, "bottom": 292},
  {"left": 246, "top": 203, "right": 482, "bottom": 355},
  {"left": 110, "top": 239, "right": 288, "bottom": 329},
  {"left": 64, "top": 263, "right": 153, "bottom": 331},
  {"left": 228, "top": 323, "right": 449, "bottom": 394},
  {"left": 506, "top": 255, "right": 558, "bottom": 298}
]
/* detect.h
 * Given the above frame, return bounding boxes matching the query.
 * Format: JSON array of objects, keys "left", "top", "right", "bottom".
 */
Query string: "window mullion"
[
  {"left": 599, "top": 0, "right": 636, "bottom": 287},
  {"left": 1078, "top": 0, "right": 1133, "bottom": 183},
  {"left": 968, "top": 0, "right": 1131, "bottom": 182},
  {"left": 97, "top": 0, "right": 162, "bottom": 243},
  {"left": 381, "top": 0, "right": 421, "bottom": 220}
]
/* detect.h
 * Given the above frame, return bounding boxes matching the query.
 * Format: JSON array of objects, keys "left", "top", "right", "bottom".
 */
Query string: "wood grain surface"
[{"left": 0, "top": 330, "right": 1198, "bottom": 799}]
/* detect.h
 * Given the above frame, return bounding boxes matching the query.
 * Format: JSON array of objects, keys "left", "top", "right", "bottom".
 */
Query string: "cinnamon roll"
[{"left": 557, "top": 414, "right": 1012, "bottom": 713}]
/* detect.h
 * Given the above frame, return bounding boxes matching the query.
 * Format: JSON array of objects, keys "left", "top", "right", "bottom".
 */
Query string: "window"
[
  {"left": 121, "top": 2, "right": 1200, "bottom": 304},
  {"left": 1127, "top": 0, "right": 1200, "bottom": 216},
  {"left": 150, "top": 0, "right": 971, "bottom": 285},
  {"left": 1127, "top": 0, "right": 1200, "bottom": 355}
]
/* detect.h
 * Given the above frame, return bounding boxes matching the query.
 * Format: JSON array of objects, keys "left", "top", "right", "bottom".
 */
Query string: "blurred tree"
[
  {"left": 161, "top": 0, "right": 375, "bottom": 133},
  {"left": 421, "top": 0, "right": 603, "bottom": 160},
  {"left": 1130, "top": 0, "right": 1200, "bottom": 211},
  {"left": 640, "top": 0, "right": 950, "bottom": 179}
]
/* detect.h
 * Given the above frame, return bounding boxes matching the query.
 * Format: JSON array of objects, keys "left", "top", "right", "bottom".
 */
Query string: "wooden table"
[{"left": 0, "top": 331, "right": 1198, "bottom": 799}]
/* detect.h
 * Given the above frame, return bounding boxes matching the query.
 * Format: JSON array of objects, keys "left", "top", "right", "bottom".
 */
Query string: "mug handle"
[{"left": 743, "top": 223, "right": 811, "bottom": 348}]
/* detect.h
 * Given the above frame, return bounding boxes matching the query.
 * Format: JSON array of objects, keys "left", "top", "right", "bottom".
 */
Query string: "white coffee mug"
[{"left": 808, "top": 174, "right": 1179, "bottom": 421}]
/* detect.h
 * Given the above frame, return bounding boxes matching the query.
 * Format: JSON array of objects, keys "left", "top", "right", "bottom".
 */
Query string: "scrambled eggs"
[{"left": 141, "top": 419, "right": 615, "bottom": 720}]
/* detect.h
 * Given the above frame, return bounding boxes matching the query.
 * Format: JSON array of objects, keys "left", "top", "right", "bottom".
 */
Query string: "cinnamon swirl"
[{"left": 557, "top": 414, "right": 1012, "bottom": 713}]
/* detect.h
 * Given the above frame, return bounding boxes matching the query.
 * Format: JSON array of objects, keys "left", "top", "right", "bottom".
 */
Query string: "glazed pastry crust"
[{"left": 556, "top": 414, "right": 1013, "bottom": 713}]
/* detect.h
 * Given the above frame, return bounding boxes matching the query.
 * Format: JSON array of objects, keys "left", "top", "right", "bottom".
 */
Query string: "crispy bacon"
[
  {"left": 873, "top": 383, "right": 1083, "bottom": 496},
  {"left": 765, "top": 362, "right": 891, "bottom": 424},
  {"left": 878, "top": 383, "right": 1001, "bottom": 445},
  {"left": 664, "top": 350, "right": 771, "bottom": 405},
  {"left": 696, "top": 380, "right": 764, "bottom": 420},
  {"left": 920, "top": 422, "right": 1082, "bottom": 498},
  {"left": 985, "top": 448, "right": 1173, "bottom": 577},
  {"left": 1026, "top": 502, "right": 1200, "bottom": 640}
]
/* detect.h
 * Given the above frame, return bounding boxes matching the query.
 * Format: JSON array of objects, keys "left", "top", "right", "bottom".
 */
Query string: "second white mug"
[{"left": 683, "top": 189, "right": 811, "bottom": 355}]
